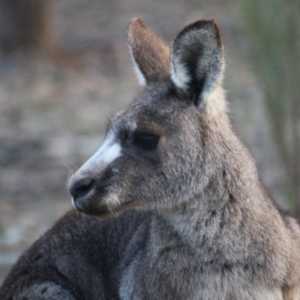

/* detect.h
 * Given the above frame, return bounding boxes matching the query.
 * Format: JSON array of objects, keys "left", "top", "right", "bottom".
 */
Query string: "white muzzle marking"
[{"left": 72, "top": 131, "right": 122, "bottom": 181}]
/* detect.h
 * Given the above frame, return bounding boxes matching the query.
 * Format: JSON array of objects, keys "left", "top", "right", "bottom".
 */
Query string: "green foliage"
[{"left": 242, "top": 0, "right": 300, "bottom": 218}]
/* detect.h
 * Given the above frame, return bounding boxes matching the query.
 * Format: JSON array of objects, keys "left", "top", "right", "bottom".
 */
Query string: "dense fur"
[{"left": 1, "top": 18, "right": 300, "bottom": 300}]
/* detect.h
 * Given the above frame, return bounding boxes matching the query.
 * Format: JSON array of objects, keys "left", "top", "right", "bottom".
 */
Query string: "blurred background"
[{"left": 0, "top": 0, "right": 299, "bottom": 283}]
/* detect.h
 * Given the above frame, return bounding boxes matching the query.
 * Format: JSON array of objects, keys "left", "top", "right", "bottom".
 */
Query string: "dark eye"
[{"left": 133, "top": 132, "right": 160, "bottom": 150}]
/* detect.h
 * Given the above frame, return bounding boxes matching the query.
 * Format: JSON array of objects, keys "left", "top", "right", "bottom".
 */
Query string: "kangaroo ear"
[
  {"left": 170, "top": 20, "right": 224, "bottom": 107},
  {"left": 128, "top": 18, "right": 170, "bottom": 86}
]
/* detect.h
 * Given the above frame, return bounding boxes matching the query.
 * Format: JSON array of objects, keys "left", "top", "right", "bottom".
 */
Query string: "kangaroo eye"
[{"left": 133, "top": 132, "right": 160, "bottom": 150}]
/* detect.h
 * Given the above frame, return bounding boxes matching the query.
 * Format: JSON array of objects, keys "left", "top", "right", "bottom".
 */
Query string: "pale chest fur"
[
  {"left": 119, "top": 245, "right": 284, "bottom": 300},
  {"left": 118, "top": 218, "right": 283, "bottom": 300}
]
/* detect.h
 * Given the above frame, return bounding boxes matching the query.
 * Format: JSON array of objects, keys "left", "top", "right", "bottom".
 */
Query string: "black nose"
[{"left": 69, "top": 178, "right": 95, "bottom": 200}]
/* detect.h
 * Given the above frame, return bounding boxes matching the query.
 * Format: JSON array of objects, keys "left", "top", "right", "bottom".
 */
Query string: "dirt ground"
[{"left": 0, "top": 0, "right": 287, "bottom": 283}]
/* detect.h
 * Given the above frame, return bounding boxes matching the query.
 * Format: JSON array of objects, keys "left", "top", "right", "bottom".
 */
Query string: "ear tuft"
[
  {"left": 128, "top": 18, "right": 170, "bottom": 86},
  {"left": 170, "top": 20, "right": 224, "bottom": 106}
]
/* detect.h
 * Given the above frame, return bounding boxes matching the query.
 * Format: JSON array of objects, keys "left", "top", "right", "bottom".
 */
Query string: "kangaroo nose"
[{"left": 69, "top": 177, "right": 95, "bottom": 200}]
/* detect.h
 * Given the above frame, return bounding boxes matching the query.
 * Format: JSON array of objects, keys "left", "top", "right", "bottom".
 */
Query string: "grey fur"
[{"left": 1, "top": 18, "right": 300, "bottom": 300}]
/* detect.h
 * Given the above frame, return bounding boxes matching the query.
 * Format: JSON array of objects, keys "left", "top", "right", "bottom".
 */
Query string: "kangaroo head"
[{"left": 68, "top": 18, "right": 228, "bottom": 217}]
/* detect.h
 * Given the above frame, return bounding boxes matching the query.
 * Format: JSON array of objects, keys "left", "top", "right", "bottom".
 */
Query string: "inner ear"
[
  {"left": 170, "top": 20, "right": 224, "bottom": 107},
  {"left": 128, "top": 18, "right": 170, "bottom": 86}
]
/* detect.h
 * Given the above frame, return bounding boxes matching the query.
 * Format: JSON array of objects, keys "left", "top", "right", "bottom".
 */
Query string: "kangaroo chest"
[
  {"left": 119, "top": 249, "right": 283, "bottom": 300},
  {"left": 118, "top": 219, "right": 283, "bottom": 300}
]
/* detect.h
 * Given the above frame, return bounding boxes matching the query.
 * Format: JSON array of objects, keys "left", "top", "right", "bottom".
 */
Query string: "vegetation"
[{"left": 242, "top": 0, "right": 300, "bottom": 219}]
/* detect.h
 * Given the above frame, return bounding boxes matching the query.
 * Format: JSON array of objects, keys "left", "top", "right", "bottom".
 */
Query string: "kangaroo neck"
[{"left": 158, "top": 170, "right": 263, "bottom": 252}]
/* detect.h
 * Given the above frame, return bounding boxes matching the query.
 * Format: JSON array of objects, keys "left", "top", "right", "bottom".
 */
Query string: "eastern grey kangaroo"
[{"left": 1, "top": 18, "right": 300, "bottom": 300}]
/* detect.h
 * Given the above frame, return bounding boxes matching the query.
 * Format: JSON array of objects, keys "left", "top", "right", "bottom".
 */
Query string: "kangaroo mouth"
[
  {"left": 75, "top": 201, "right": 111, "bottom": 217},
  {"left": 73, "top": 190, "right": 137, "bottom": 219}
]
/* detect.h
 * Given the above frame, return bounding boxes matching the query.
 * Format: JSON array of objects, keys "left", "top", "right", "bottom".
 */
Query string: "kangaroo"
[{"left": 1, "top": 17, "right": 300, "bottom": 300}]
